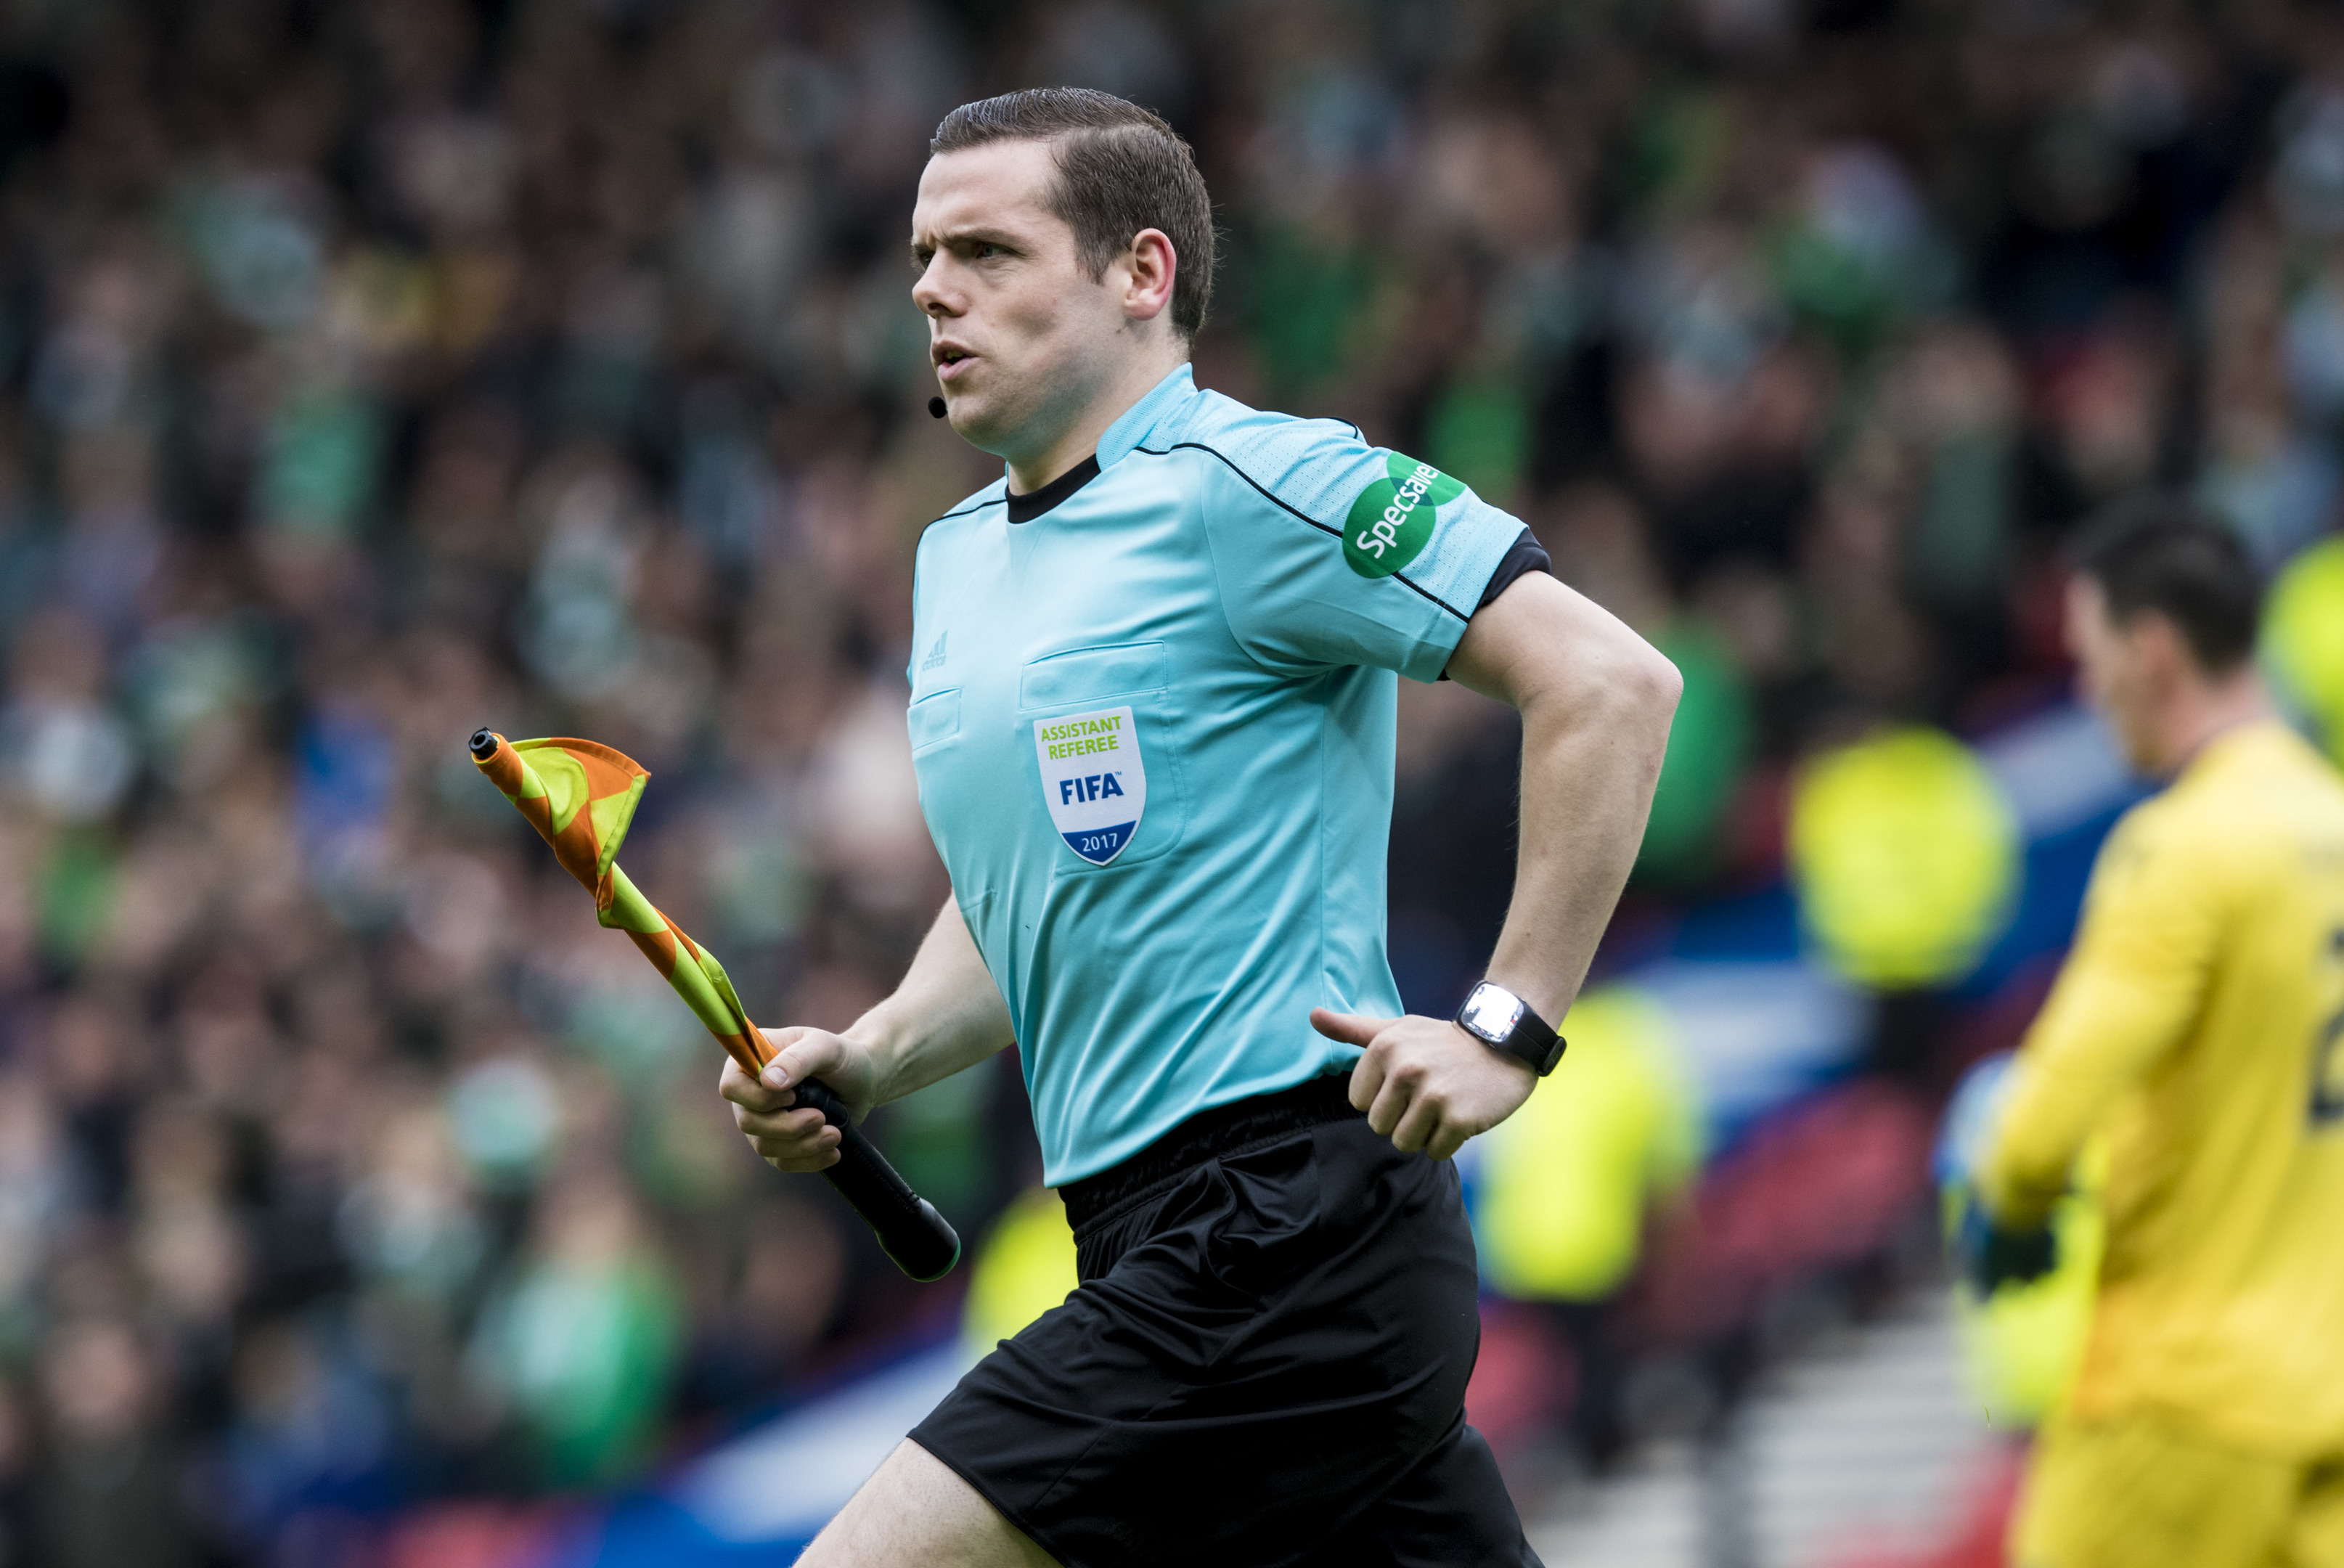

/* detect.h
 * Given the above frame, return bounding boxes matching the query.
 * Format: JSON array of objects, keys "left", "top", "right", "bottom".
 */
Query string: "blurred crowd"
[{"left": 0, "top": 0, "right": 2337, "bottom": 1560}]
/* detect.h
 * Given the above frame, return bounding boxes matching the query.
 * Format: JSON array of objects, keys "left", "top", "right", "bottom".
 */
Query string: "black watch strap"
[{"left": 1454, "top": 982, "right": 1567, "bottom": 1076}]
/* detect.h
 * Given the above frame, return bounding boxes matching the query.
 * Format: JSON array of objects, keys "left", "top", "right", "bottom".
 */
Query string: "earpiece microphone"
[{"left": 928, "top": 396, "right": 947, "bottom": 420}]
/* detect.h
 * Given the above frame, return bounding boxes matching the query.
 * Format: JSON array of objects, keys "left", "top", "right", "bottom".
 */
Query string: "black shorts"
[{"left": 909, "top": 1074, "right": 1542, "bottom": 1568}]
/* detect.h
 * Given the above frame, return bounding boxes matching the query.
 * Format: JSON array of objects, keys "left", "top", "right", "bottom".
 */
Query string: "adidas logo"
[{"left": 920, "top": 633, "right": 948, "bottom": 673}]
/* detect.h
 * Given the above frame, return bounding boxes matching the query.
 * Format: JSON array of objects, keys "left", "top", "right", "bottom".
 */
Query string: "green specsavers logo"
[{"left": 1344, "top": 454, "right": 1464, "bottom": 578}]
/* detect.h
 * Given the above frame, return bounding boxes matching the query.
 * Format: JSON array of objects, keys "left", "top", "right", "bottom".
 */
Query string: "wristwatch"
[{"left": 1454, "top": 982, "right": 1567, "bottom": 1076}]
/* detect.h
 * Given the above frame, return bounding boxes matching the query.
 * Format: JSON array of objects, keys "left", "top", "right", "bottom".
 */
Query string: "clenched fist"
[{"left": 718, "top": 1026, "right": 882, "bottom": 1172}]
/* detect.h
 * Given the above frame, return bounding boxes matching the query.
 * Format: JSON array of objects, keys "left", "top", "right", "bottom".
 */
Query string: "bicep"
[{"left": 1445, "top": 571, "right": 1681, "bottom": 718}]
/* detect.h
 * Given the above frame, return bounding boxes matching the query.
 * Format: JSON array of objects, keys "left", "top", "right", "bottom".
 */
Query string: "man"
[
  {"left": 1964, "top": 502, "right": 2344, "bottom": 1567},
  {"left": 722, "top": 89, "right": 1679, "bottom": 1567}
]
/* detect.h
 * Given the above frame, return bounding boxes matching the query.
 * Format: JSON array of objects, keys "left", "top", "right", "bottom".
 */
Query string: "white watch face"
[{"left": 1460, "top": 984, "right": 1526, "bottom": 1043}]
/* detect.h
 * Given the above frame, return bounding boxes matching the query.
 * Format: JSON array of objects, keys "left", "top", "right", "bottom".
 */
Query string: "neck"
[
  {"left": 1004, "top": 341, "right": 1186, "bottom": 494},
  {"left": 2152, "top": 669, "right": 2274, "bottom": 776}
]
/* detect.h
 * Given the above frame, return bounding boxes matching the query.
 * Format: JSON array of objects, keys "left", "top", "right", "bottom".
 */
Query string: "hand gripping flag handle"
[{"left": 468, "top": 728, "right": 960, "bottom": 1281}]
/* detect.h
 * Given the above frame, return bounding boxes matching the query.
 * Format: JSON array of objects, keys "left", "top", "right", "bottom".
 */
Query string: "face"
[
  {"left": 910, "top": 141, "right": 1150, "bottom": 465},
  {"left": 2065, "top": 573, "right": 2171, "bottom": 772}
]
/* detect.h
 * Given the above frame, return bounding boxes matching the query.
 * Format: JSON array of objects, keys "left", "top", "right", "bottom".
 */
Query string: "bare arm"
[
  {"left": 722, "top": 897, "right": 1015, "bottom": 1172},
  {"left": 1453, "top": 572, "right": 1681, "bottom": 1018},
  {"left": 1314, "top": 571, "right": 1681, "bottom": 1159}
]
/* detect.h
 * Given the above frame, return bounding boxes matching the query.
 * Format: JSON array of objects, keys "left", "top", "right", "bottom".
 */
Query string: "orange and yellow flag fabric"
[{"left": 471, "top": 732, "right": 773, "bottom": 1080}]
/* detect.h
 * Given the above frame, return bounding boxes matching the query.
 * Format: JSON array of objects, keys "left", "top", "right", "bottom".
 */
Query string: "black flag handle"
[{"left": 789, "top": 1077, "right": 962, "bottom": 1281}]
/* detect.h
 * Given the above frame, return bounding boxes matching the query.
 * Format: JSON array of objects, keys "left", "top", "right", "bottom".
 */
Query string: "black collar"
[{"left": 1005, "top": 455, "right": 1101, "bottom": 523}]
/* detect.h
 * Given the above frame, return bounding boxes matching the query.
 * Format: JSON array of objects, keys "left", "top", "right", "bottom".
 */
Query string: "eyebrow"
[{"left": 910, "top": 224, "right": 1026, "bottom": 263}]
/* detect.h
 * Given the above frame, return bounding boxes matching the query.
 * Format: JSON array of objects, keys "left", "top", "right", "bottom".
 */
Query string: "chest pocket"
[
  {"left": 1019, "top": 641, "right": 1187, "bottom": 872},
  {"left": 908, "top": 687, "right": 961, "bottom": 755}
]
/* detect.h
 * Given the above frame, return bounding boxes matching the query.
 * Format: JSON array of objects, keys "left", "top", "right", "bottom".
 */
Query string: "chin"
[
  {"left": 943, "top": 388, "right": 1024, "bottom": 455},
  {"left": 2114, "top": 727, "right": 2163, "bottom": 777},
  {"left": 943, "top": 390, "right": 996, "bottom": 435}
]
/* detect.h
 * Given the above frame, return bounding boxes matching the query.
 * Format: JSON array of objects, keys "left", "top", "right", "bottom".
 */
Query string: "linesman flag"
[{"left": 468, "top": 729, "right": 960, "bottom": 1280}]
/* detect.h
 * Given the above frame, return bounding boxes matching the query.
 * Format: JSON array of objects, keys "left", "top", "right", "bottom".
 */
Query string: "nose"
[{"left": 912, "top": 254, "right": 957, "bottom": 319}]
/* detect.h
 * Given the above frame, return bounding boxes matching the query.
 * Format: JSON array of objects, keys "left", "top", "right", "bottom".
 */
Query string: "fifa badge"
[{"left": 1034, "top": 706, "right": 1148, "bottom": 865}]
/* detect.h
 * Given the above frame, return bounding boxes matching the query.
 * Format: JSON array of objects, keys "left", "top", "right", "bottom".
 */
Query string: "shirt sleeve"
[
  {"left": 1192, "top": 425, "right": 1526, "bottom": 682},
  {"left": 1479, "top": 528, "right": 1553, "bottom": 609},
  {"left": 1978, "top": 805, "right": 2229, "bottom": 1228}
]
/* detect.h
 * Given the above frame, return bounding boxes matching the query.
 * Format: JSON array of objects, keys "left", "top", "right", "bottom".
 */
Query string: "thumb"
[
  {"left": 1310, "top": 1007, "right": 1388, "bottom": 1048},
  {"left": 759, "top": 1027, "right": 844, "bottom": 1091}
]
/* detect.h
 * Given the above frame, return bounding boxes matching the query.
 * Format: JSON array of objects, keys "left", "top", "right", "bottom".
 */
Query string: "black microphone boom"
[{"left": 928, "top": 396, "right": 947, "bottom": 419}]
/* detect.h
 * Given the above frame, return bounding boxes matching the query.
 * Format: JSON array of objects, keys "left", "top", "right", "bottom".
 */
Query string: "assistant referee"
[{"left": 722, "top": 88, "right": 1680, "bottom": 1568}]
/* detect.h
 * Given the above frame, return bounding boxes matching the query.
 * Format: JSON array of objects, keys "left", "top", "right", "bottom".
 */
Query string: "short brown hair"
[{"left": 931, "top": 88, "right": 1214, "bottom": 339}]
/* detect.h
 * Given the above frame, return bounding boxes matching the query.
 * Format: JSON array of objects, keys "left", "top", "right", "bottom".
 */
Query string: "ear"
[
  {"left": 1121, "top": 228, "right": 1177, "bottom": 325},
  {"left": 2060, "top": 575, "right": 2100, "bottom": 663},
  {"left": 2131, "top": 609, "right": 2195, "bottom": 690}
]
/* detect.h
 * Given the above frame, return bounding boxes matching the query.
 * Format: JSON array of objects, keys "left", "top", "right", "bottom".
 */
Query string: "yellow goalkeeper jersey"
[{"left": 1979, "top": 719, "right": 2344, "bottom": 1458}]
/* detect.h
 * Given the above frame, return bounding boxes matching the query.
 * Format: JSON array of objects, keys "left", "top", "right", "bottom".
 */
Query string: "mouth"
[{"left": 934, "top": 345, "right": 976, "bottom": 383}]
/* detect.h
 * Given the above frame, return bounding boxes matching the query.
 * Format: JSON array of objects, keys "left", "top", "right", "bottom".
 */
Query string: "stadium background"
[{"left": 0, "top": 0, "right": 2340, "bottom": 1563}]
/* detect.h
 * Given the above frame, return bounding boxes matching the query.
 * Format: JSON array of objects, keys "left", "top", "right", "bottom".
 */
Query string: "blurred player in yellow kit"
[{"left": 1961, "top": 502, "right": 2344, "bottom": 1567}]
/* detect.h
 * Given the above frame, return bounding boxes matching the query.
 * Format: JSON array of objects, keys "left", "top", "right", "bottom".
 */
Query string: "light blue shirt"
[{"left": 907, "top": 366, "right": 1523, "bottom": 1185}]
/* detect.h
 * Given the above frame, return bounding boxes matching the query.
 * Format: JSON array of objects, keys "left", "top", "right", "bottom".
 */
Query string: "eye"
[{"left": 972, "top": 241, "right": 1005, "bottom": 260}]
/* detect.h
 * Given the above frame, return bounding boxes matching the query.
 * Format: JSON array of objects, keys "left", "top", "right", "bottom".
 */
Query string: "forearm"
[
  {"left": 1977, "top": 1079, "right": 2094, "bottom": 1231},
  {"left": 848, "top": 898, "right": 1017, "bottom": 1105},
  {"left": 1449, "top": 573, "right": 1680, "bottom": 1023},
  {"left": 1979, "top": 967, "right": 2184, "bottom": 1228},
  {"left": 1487, "top": 684, "right": 1674, "bottom": 1020}
]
